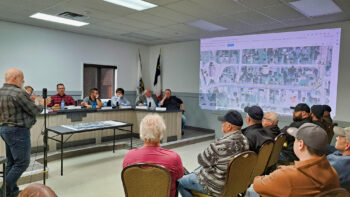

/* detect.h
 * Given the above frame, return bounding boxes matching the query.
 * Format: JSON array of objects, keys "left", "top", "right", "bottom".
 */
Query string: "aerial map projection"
[{"left": 200, "top": 28, "right": 341, "bottom": 116}]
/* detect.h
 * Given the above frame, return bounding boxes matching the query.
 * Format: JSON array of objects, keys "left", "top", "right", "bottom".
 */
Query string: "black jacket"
[
  {"left": 242, "top": 124, "right": 273, "bottom": 153},
  {"left": 263, "top": 125, "right": 281, "bottom": 139}
]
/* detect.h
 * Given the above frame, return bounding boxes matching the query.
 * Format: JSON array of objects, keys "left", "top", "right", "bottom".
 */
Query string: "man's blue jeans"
[
  {"left": 0, "top": 126, "right": 31, "bottom": 197},
  {"left": 178, "top": 173, "right": 207, "bottom": 197}
]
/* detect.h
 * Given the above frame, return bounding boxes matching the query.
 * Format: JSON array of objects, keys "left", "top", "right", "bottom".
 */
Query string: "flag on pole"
[
  {"left": 154, "top": 50, "right": 162, "bottom": 100},
  {"left": 137, "top": 50, "right": 145, "bottom": 97}
]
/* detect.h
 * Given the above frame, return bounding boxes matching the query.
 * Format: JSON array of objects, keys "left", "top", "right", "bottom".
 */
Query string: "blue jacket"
[{"left": 327, "top": 151, "right": 350, "bottom": 190}]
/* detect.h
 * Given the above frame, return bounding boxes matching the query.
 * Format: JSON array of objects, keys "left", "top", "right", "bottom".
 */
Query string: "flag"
[
  {"left": 154, "top": 50, "right": 162, "bottom": 100},
  {"left": 137, "top": 50, "right": 145, "bottom": 97}
]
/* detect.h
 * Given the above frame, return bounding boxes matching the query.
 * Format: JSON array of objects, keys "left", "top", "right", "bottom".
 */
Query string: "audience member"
[
  {"left": 160, "top": 89, "right": 186, "bottom": 134},
  {"left": 242, "top": 105, "right": 273, "bottom": 153},
  {"left": 135, "top": 88, "right": 158, "bottom": 109},
  {"left": 254, "top": 123, "right": 340, "bottom": 196},
  {"left": 18, "top": 184, "right": 57, "bottom": 197},
  {"left": 262, "top": 111, "right": 280, "bottom": 139},
  {"left": 323, "top": 105, "right": 334, "bottom": 143},
  {"left": 327, "top": 126, "right": 350, "bottom": 191},
  {"left": 123, "top": 114, "right": 183, "bottom": 197},
  {"left": 81, "top": 88, "right": 102, "bottom": 109},
  {"left": 178, "top": 110, "right": 249, "bottom": 197},
  {"left": 111, "top": 88, "right": 130, "bottom": 107},
  {"left": 24, "top": 85, "right": 37, "bottom": 102},
  {"left": 48, "top": 83, "right": 75, "bottom": 107},
  {"left": 280, "top": 103, "right": 312, "bottom": 162}
]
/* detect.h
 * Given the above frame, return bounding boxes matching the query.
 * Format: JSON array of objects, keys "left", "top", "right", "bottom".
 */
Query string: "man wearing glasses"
[{"left": 47, "top": 83, "right": 75, "bottom": 107}]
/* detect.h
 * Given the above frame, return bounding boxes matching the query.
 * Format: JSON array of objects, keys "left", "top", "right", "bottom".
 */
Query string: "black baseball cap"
[
  {"left": 290, "top": 103, "right": 310, "bottom": 113},
  {"left": 323, "top": 105, "right": 332, "bottom": 112},
  {"left": 311, "top": 105, "right": 324, "bottom": 119},
  {"left": 218, "top": 110, "right": 243, "bottom": 126},
  {"left": 244, "top": 105, "right": 264, "bottom": 120}
]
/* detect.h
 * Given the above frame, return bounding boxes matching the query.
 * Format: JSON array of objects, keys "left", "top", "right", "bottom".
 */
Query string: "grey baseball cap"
[
  {"left": 287, "top": 123, "right": 328, "bottom": 154},
  {"left": 334, "top": 126, "right": 350, "bottom": 141}
]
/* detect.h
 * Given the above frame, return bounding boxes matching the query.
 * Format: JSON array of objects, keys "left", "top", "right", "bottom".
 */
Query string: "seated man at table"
[
  {"left": 48, "top": 83, "right": 75, "bottom": 107},
  {"left": 253, "top": 123, "right": 340, "bottom": 196},
  {"left": 111, "top": 88, "right": 130, "bottom": 107},
  {"left": 327, "top": 126, "right": 350, "bottom": 191},
  {"left": 81, "top": 88, "right": 102, "bottom": 109},
  {"left": 178, "top": 110, "right": 249, "bottom": 197},
  {"left": 135, "top": 88, "right": 158, "bottom": 109},
  {"left": 123, "top": 114, "right": 184, "bottom": 197},
  {"left": 160, "top": 89, "right": 186, "bottom": 134}
]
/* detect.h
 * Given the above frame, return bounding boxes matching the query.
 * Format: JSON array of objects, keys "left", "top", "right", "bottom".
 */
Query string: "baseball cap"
[
  {"left": 218, "top": 110, "right": 243, "bottom": 126},
  {"left": 323, "top": 105, "right": 332, "bottom": 112},
  {"left": 244, "top": 105, "right": 264, "bottom": 120},
  {"left": 334, "top": 126, "right": 350, "bottom": 141},
  {"left": 287, "top": 123, "right": 328, "bottom": 154},
  {"left": 311, "top": 105, "right": 324, "bottom": 119},
  {"left": 290, "top": 103, "right": 310, "bottom": 113}
]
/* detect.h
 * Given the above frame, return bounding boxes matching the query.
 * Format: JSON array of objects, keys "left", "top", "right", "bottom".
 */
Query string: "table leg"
[
  {"left": 130, "top": 125, "right": 133, "bottom": 150},
  {"left": 3, "top": 162, "right": 6, "bottom": 197},
  {"left": 61, "top": 134, "right": 63, "bottom": 176},
  {"left": 113, "top": 129, "right": 116, "bottom": 153}
]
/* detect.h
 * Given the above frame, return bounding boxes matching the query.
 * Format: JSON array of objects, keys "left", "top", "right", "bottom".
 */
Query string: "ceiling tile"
[
  {"left": 233, "top": 11, "right": 277, "bottom": 25},
  {"left": 165, "top": 0, "right": 216, "bottom": 20},
  {"left": 260, "top": 3, "right": 306, "bottom": 22},
  {"left": 235, "top": 0, "right": 281, "bottom": 9},
  {"left": 126, "top": 12, "right": 178, "bottom": 26},
  {"left": 111, "top": 17, "right": 159, "bottom": 30},
  {"left": 190, "top": 0, "right": 248, "bottom": 16},
  {"left": 143, "top": 0, "right": 181, "bottom": 6},
  {"left": 145, "top": 7, "right": 196, "bottom": 23}
]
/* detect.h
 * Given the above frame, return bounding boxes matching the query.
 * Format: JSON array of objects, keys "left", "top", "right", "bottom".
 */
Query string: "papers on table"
[{"left": 61, "top": 121, "right": 127, "bottom": 131}]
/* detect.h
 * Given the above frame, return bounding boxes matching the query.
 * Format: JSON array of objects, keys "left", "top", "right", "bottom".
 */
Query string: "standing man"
[
  {"left": 178, "top": 110, "right": 249, "bottom": 197},
  {"left": 47, "top": 83, "right": 75, "bottom": 107},
  {"left": 160, "top": 89, "right": 186, "bottom": 134},
  {"left": 135, "top": 88, "right": 158, "bottom": 109},
  {"left": 0, "top": 68, "right": 44, "bottom": 197},
  {"left": 81, "top": 88, "right": 102, "bottom": 109}
]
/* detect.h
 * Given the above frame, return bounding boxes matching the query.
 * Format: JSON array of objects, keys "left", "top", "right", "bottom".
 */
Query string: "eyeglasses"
[{"left": 263, "top": 117, "right": 273, "bottom": 121}]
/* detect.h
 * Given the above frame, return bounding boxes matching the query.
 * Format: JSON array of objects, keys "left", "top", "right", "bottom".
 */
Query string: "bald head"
[
  {"left": 262, "top": 112, "right": 279, "bottom": 128},
  {"left": 5, "top": 68, "right": 24, "bottom": 88}
]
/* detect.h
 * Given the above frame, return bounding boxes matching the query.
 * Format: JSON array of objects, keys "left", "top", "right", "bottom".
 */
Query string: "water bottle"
[
  {"left": 144, "top": 102, "right": 147, "bottom": 107},
  {"left": 103, "top": 102, "right": 107, "bottom": 107},
  {"left": 61, "top": 100, "right": 65, "bottom": 110},
  {"left": 158, "top": 102, "right": 161, "bottom": 107},
  {"left": 92, "top": 101, "right": 96, "bottom": 109}
]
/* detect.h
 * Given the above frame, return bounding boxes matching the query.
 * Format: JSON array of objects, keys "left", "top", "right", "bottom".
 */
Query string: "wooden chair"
[
  {"left": 192, "top": 151, "right": 258, "bottom": 197},
  {"left": 121, "top": 163, "right": 172, "bottom": 197},
  {"left": 314, "top": 188, "right": 350, "bottom": 197},
  {"left": 249, "top": 140, "right": 274, "bottom": 184},
  {"left": 264, "top": 133, "right": 286, "bottom": 174}
]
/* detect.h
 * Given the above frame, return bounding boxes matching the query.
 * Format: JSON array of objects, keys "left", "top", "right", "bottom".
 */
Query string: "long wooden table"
[{"left": 0, "top": 108, "right": 182, "bottom": 157}]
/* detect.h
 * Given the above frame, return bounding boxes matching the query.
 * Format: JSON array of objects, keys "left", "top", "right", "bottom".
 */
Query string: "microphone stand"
[{"left": 43, "top": 91, "right": 48, "bottom": 185}]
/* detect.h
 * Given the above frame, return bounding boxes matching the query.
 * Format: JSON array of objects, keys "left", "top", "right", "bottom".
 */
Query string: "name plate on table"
[
  {"left": 101, "top": 107, "right": 113, "bottom": 110},
  {"left": 136, "top": 106, "right": 148, "bottom": 110},
  {"left": 120, "top": 106, "right": 132, "bottom": 109},
  {"left": 156, "top": 107, "right": 166, "bottom": 111},
  {"left": 66, "top": 106, "right": 82, "bottom": 110}
]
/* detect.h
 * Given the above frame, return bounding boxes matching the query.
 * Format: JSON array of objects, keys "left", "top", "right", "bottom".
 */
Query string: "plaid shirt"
[
  {"left": 48, "top": 94, "right": 75, "bottom": 107},
  {"left": 0, "top": 83, "right": 43, "bottom": 128}
]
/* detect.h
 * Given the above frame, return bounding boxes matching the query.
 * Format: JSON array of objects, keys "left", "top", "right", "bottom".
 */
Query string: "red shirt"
[
  {"left": 123, "top": 146, "right": 184, "bottom": 197},
  {"left": 48, "top": 94, "right": 75, "bottom": 107}
]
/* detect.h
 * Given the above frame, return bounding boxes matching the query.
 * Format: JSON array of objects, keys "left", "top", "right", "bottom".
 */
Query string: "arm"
[
  {"left": 67, "top": 96, "right": 75, "bottom": 106},
  {"left": 180, "top": 104, "right": 185, "bottom": 111},
  {"left": 110, "top": 96, "right": 117, "bottom": 107},
  {"left": 124, "top": 98, "right": 131, "bottom": 106},
  {"left": 253, "top": 167, "right": 291, "bottom": 196},
  {"left": 47, "top": 96, "right": 55, "bottom": 107},
  {"left": 197, "top": 142, "right": 218, "bottom": 168},
  {"left": 174, "top": 154, "right": 184, "bottom": 180},
  {"left": 160, "top": 95, "right": 167, "bottom": 106},
  {"left": 16, "top": 91, "right": 43, "bottom": 116},
  {"left": 96, "top": 98, "right": 103, "bottom": 108},
  {"left": 176, "top": 97, "right": 185, "bottom": 111},
  {"left": 135, "top": 96, "right": 143, "bottom": 106}
]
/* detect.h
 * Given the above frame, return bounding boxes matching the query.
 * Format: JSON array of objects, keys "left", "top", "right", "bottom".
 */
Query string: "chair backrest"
[
  {"left": 266, "top": 133, "right": 286, "bottom": 169},
  {"left": 250, "top": 140, "right": 274, "bottom": 183},
  {"left": 121, "top": 163, "right": 172, "bottom": 197},
  {"left": 221, "top": 151, "right": 258, "bottom": 197},
  {"left": 314, "top": 188, "right": 350, "bottom": 197}
]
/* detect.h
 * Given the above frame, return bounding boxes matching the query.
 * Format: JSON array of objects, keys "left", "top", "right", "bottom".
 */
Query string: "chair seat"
[{"left": 191, "top": 190, "right": 212, "bottom": 197}]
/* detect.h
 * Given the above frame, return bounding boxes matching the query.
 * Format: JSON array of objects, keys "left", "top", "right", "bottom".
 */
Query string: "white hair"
[
  {"left": 265, "top": 111, "right": 279, "bottom": 125},
  {"left": 140, "top": 114, "right": 165, "bottom": 143}
]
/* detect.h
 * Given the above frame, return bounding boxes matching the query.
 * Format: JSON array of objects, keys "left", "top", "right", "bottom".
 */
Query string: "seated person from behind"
[
  {"left": 280, "top": 103, "right": 312, "bottom": 162},
  {"left": 24, "top": 85, "right": 37, "bottom": 102},
  {"left": 48, "top": 83, "right": 75, "bottom": 107},
  {"left": 323, "top": 105, "right": 334, "bottom": 143},
  {"left": 123, "top": 114, "right": 184, "bottom": 197},
  {"left": 327, "top": 126, "right": 350, "bottom": 191},
  {"left": 242, "top": 105, "right": 273, "bottom": 153},
  {"left": 81, "top": 88, "right": 102, "bottom": 109},
  {"left": 253, "top": 123, "right": 340, "bottom": 196},
  {"left": 135, "top": 88, "right": 159, "bottom": 109},
  {"left": 178, "top": 110, "right": 249, "bottom": 197},
  {"left": 310, "top": 105, "right": 327, "bottom": 131},
  {"left": 262, "top": 111, "right": 280, "bottom": 139},
  {"left": 111, "top": 88, "right": 130, "bottom": 107}
]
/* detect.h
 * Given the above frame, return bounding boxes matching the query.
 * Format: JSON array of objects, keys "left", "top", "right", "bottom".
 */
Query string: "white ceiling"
[{"left": 0, "top": 0, "right": 349, "bottom": 45}]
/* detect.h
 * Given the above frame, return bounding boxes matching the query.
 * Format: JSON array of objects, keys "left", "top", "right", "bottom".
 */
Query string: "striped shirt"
[
  {"left": 195, "top": 130, "right": 249, "bottom": 196},
  {"left": 0, "top": 83, "right": 43, "bottom": 128}
]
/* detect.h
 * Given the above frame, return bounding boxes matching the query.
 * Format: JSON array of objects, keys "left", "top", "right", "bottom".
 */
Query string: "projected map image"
[{"left": 200, "top": 28, "right": 341, "bottom": 116}]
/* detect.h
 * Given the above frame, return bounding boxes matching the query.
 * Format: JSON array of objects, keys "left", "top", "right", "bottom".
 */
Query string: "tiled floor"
[{"left": 20, "top": 139, "right": 214, "bottom": 197}]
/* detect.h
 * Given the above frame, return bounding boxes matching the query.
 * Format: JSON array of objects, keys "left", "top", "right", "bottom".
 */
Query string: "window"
[{"left": 83, "top": 64, "right": 117, "bottom": 99}]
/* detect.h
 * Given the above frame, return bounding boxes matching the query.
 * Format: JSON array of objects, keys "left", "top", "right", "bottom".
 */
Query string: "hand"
[
  {"left": 46, "top": 97, "right": 51, "bottom": 104},
  {"left": 30, "top": 93, "right": 37, "bottom": 101},
  {"left": 95, "top": 94, "right": 99, "bottom": 99},
  {"left": 53, "top": 104, "right": 59, "bottom": 108},
  {"left": 139, "top": 103, "right": 144, "bottom": 106},
  {"left": 81, "top": 102, "right": 87, "bottom": 107}
]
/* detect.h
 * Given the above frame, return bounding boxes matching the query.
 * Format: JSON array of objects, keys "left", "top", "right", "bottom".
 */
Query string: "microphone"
[
  {"left": 43, "top": 88, "right": 47, "bottom": 99},
  {"left": 148, "top": 102, "right": 151, "bottom": 108},
  {"left": 116, "top": 102, "right": 119, "bottom": 108}
]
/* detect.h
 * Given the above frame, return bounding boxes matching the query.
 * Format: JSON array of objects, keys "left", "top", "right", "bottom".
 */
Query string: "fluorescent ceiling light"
[
  {"left": 289, "top": 0, "right": 342, "bottom": 17},
  {"left": 30, "top": 13, "right": 89, "bottom": 27},
  {"left": 187, "top": 20, "right": 227, "bottom": 32},
  {"left": 103, "top": 0, "right": 157, "bottom": 11}
]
